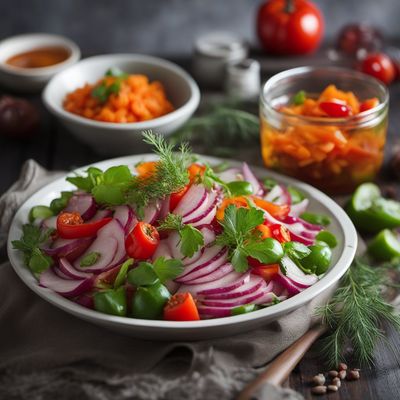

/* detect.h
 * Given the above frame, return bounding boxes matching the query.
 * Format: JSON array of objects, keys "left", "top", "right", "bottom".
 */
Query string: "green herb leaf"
[
  {"left": 293, "top": 90, "right": 306, "bottom": 105},
  {"left": 180, "top": 225, "right": 204, "bottom": 258},
  {"left": 243, "top": 238, "right": 284, "bottom": 265},
  {"left": 28, "top": 248, "right": 53, "bottom": 275},
  {"left": 300, "top": 212, "right": 331, "bottom": 226},
  {"left": 263, "top": 178, "right": 278, "bottom": 190},
  {"left": 153, "top": 257, "right": 184, "bottom": 283},
  {"left": 49, "top": 191, "right": 74, "bottom": 214},
  {"left": 231, "top": 247, "right": 249, "bottom": 273},
  {"left": 114, "top": 258, "right": 134, "bottom": 289},
  {"left": 317, "top": 258, "right": 400, "bottom": 367},
  {"left": 105, "top": 67, "right": 129, "bottom": 79},
  {"left": 80, "top": 252, "right": 101, "bottom": 267},
  {"left": 127, "top": 262, "right": 159, "bottom": 287}
]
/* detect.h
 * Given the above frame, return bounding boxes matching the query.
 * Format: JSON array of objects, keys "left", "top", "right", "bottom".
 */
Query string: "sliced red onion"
[
  {"left": 217, "top": 167, "right": 241, "bottom": 183},
  {"left": 254, "top": 291, "right": 275, "bottom": 305},
  {"left": 54, "top": 266, "right": 72, "bottom": 280},
  {"left": 142, "top": 200, "right": 161, "bottom": 224},
  {"left": 173, "top": 185, "right": 207, "bottom": 218},
  {"left": 203, "top": 275, "right": 266, "bottom": 300},
  {"left": 200, "top": 226, "right": 216, "bottom": 246},
  {"left": 178, "top": 272, "right": 249, "bottom": 296},
  {"left": 88, "top": 209, "right": 113, "bottom": 222},
  {"left": 283, "top": 215, "right": 322, "bottom": 232},
  {"left": 41, "top": 216, "right": 57, "bottom": 230},
  {"left": 74, "top": 219, "right": 125, "bottom": 272},
  {"left": 65, "top": 194, "right": 97, "bottom": 220},
  {"left": 113, "top": 205, "right": 137, "bottom": 234},
  {"left": 176, "top": 248, "right": 228, "bottom": 283},
  {"left": 39, "top": 268, "right": 93, "bottom": 298},
  {"left": 159, "top": 195, "right": 171, "bottom": 219},
  {"left": 264, "top": 185, "right": 291, "bottom": 205},
  {"left": 273, "top": 273, "right": 302, "bottom": 296},
  {"left": 242, "top": 162, "right": 263, "bottom": 196},
  {"left": 153, "top": 240, "right": 173, "bottom": 260},
  {"left": 184, "top": 262, "right": 234, "bottom": 285},
  {"left": 184, "top": 191, "right": 218, "bottom": 226},
  {"left": 199, "top": 285, "right": 267, "bottom": 307},
  {"left": 197, "top": 305, "right": 233, "bottom": 318},
  {"left": 289, "top": 199, "right": 309, "bottom": 217},
  {"left": 59, "top": 257, "right": 93, "bottom": 280},
  {"left": 280, "top": 256, "right": 318, "bottom": 288},
  {"left": 176, "top": 245, "right": 226, "bottom": 280},
  {"left": 43, "top": 237, "right": 93, "bottom": 261}
]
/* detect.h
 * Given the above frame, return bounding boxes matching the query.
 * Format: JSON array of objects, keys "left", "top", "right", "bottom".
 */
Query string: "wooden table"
[{"left": 1, "top": 62, "right": 399, "bottom": 400}]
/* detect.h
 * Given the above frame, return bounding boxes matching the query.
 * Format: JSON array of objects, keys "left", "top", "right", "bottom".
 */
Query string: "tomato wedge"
[
  {"left": 252, "top": 197, "right": 290, "bottom": 219},
  {"left": 163, "top": 292, "right": 200, "bottom": 321},
  {"left": 125, "top": 221, "right": 160, "bottom": 260},
  {"left": 319, "top": 101, "right": 351, "bottom": 117},
  {"left": 169, "top": 185, "right": 190, "bottom": 211},
  {"left": 57, "top": 212, "right": 112, "bottom": 239},
  {"left": 252, "top": 264, "right": 280, "bottom": 281}
]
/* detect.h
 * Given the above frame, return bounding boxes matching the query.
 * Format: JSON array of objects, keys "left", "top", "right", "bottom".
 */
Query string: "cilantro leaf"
[
  {"left": 114, "top": 258, "right": 133, "bottom": 289},
  {"left": 158, "top": 213, "right": 204, "bottom": 258},
  {"left": 231, "top": 248, "right": 249, "bottom": 273},
  {"left": 242, "top": 238, "right": 283, "bottom": 264},
  {"left": 180, "top": 225, "right": 204, "bottom": 258},
  {"left": 153, "top": 257, "right": 184, "bottom": 283},
  {"left": 127, "top": 262, "right": 159, "bottom": 286},
  {"left": 105, "top": 67, "right": 129, "bottom": 79}
]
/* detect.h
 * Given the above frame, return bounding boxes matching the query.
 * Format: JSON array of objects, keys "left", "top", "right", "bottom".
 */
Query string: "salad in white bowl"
[{"left": 12, "top": 131, "right": 338, "bottom": 321}]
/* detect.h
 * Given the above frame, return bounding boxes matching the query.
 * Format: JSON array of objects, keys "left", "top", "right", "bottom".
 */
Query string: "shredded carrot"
[{"left": 63, "top": 73, "right": 174, "bottom": 123}]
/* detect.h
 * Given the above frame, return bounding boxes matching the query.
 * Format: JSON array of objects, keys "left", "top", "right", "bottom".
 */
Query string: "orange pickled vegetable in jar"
[{"left": 260, "top": 67, "right": 389, "bottom": 194}]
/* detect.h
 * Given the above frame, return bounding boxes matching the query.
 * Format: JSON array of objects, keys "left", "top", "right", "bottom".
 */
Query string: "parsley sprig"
[
  {"left": 215, "top": 205, "right": 284, "bottom": 272},
  {"left": 158, "top": 213, "right": 204, "bottom": 258},
  {"left": 12, "top": 224, "right": 54, "bottom": 274},
  {"left": 91, "top": 68, "right": 129, "bottom": 103}
]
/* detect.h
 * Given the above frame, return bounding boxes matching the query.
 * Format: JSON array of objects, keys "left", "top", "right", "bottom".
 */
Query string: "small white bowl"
[
  {"left": 0, "top": 33, "right": 80, "bottom": 92},
  {"left": 43, "top": 54, "right": 201, "bottom": 155}
]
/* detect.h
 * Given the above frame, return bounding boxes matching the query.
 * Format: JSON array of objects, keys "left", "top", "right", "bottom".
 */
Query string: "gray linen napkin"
[{"left": 0, "top": 160, "right": 334, "bottom": 400}]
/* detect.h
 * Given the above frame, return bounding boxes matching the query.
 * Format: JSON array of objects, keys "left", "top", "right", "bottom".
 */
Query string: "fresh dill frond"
[
  {"left": 317, "top": 258, "right": 400, "bottom": 367},
  {"left": 125, "top": 131, "right": 191, "bottom": 212}
]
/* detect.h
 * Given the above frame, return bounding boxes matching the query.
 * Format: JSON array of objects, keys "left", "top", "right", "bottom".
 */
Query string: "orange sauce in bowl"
[{"left": 6, "top": 46, "right": 70, "bottom": 68}]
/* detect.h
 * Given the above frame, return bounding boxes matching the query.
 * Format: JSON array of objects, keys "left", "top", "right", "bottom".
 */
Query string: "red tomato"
[
  {"left": 125, "top": 221, "right": 160, "bottom": 260},
  {"left": 257, "top": 0, "right": 324, "bottom": 55},
  {"left": 319, "top": 101, "right": 351, "bottom": 118},
  {"left": 361, "top": 53, "right": 395, "bottom": 85},
  {"left": 164, "top": 292, "right": 200, "bottom": 321},
  {"left": 169, "top": 185, "right": 190, "bottom": 211},
  {"left": 270, "top": 224, "right": 291, "bottom": 243},
  {"left": 359, "top": 98, "right": 379, "bottom": 113},
  {"left": 57, "top": 212, "right": 112, "bottom": 239},
  {"left": 252, "top": 264, "right": 280, "bottom": 281}
]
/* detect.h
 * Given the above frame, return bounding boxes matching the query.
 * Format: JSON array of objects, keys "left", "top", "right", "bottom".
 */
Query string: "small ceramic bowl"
[
  {"left": 42, "top": 54, "right": 201, "bottom": 155},
  {"left": 0, "top": 33, "right": 80, "bottom": 92}
]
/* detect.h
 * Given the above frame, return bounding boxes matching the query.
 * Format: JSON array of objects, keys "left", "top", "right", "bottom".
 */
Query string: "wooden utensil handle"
[{"left": 237, "top": 325, "right": 326, "bottom": 400}]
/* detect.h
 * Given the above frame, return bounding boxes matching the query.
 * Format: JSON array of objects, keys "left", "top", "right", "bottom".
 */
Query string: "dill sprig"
[
  {"left": 169, "top": 106, "right": 259, "bottom": 156},
  {"left": 317, "top": 258, "right": 400, "bottom": 367},
  {"left": 125, "top": 130, "right": 191, "bottom": 212}
]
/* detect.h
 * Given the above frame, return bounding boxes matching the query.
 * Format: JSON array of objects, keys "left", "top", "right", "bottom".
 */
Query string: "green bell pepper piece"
[
  {"left": 300, "top": 243, "right": 332, "bottom": 275},
  {"left": 28, "top": 205, "right": 54, "bottom": 223},
  {"left": 131, "top": 282, "right": 170, "bottom": 319},
  {"left": 227, "top": 181, "right": 254, "bottom": 196},
  {"left": 231, "top": 304, "right": 256, "bottom": 316},
  {"left": 315, "top": 231, "right": 338, "bottom": 248},
  {"left": 94, "top": 286, "right": 127, "bottom": 316}
]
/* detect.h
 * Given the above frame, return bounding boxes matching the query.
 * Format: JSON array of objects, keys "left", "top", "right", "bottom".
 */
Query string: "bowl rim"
[
  {"left": 260, "top": 66, "right": 389, "bottom": 126},
  {"left": 42, "top": 53, "right": 201, "bottom": 130},
  {"left": 0, "top": 33, "right": 81, "bottom": 76},
  {"left": 7, "top": 154, "right": 358, "bottom": 333}
]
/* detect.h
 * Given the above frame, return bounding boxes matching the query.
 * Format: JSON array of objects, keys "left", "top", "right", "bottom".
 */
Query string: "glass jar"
[{"left": 260, "top": 67, "right": 389, "bottom": 194}]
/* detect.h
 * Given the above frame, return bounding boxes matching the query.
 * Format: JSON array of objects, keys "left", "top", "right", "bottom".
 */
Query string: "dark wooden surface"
[{"left": 1, "top": 61, "right": 400, "bottom": 400}]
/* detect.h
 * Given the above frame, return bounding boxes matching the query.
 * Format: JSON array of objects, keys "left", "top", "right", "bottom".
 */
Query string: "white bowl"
[
  {"left": 7, "top": 155, "right": 357, "bottom": 340},
  {"left": 0, "top": 33, "right": 80, "bottom": 92},
  {"left": 42, "top": 54, "right": 201, "bottom": 155}
]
